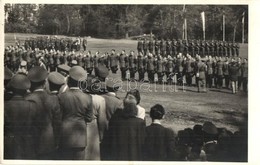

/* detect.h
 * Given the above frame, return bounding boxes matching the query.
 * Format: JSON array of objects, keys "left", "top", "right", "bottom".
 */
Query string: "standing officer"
[
  {"left": 26, "top": 66, "right": 60, "bottom": 159},
  {"left": 175, "top": 53, "right": 184, "bottom": 86},
  {"left": 160, "top": 38, "right": 166, "bottom": 57},
  {"left": 59, "top": 66, "right": 93, "bottom": 160},
  {"left": 128, "top": 51, "right": 137, "bottom": 80},
  {"left": 216, "top": 57, "right": 224, "bottom": 88},
  {"left": 184, "top": 55, "right": 194, "bottom": 86},
  {"left": 194, "top": 56, "right": 207, "bottom": 93},
  {"left": 157, "top": 55, "right": 164, "bottom": 84},
  {"left": 4, "top": 74, "right": 36, "bottom": 159},
  {"left": 83, "top": 38, "right": 87, "bottom": 51},
  {"left": 137, "top": 52, "right": 145, "bottom": 81},
  {"left": 155, "top": 38, "right": 160, "bottom": 55},
  {"left": 235, "top": 43, "right": 240, "bottom": 57},
  {"left": 172, "top": 39, "right": 177, "bottom": 57},
  {"left": 166, "top": 39, "right": 172, "bottom": 56},
  {"left": 119, "top": 50, "right": 127, "bottom": 81},
  {"left": 165, "top": 56, "right": 174, "bottom": 84},
  {"left": 93, "top": 52, "right": 100, "bottom": 76},
  {"left": 241, "top": 58, "right": 248, "bottom": 93},
  {"left": 231, "top": 42, "right": 236, "bottom": 57},
  {"left": 108, "top": 49, "right": 119, "bottom": 74},
  {"left": 143, "top": 38, "right": 148, "bottom": 56},
  {"left": 223, "top": 57, "right": 230, "bottom": 88},
  {"left": 85, "top": 51, "right": 93, "bottom": 74},
  {"left": 148, "top": 39, "right": 154, "bottom": 54},
  {"left": 137, "top": 38, "right": 143, "bottom": 54},
  {"left": 147, "top": 53, "right": 155, "bottom": 83},
  {"left": 206, "top": 56, "right": 213, "bottom": 88}
]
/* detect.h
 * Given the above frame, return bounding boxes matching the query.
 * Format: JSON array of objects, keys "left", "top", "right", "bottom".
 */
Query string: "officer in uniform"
[
  {"left": 85, "top": 51, "right": 93, "bottom": 74},
  {"left": 165, "top": 56, "right": 174, "bottom": 84},
  {"left": 206, "top": 56, "right": 213, "bottom": 88},
  {"left": 137, "top": 52, "right": 145, "bottom": 81},
  {"left": 26, "top": 66, "right": 60, "bottom": 159},
  {"left": 143, "top": 38, "right": 148, "bottom": 56},
  {"left": 235, "top": 43, "right": 240, "bottom": 57},
  {"left": 48, "top": 72, "right": 66, "bottom": 95},
  {"left": 83, "top": 38, "right": 87, "bottom": 51},
  {"left": 155, "top": 38, "right": 160, "bottom": 55},
  {"left": 156, "top": 55, "right": 164, "bottom": 84},
  {"left": 119, "top": 50, "right": 127, "bottom": 81},
  {"left": 223, "top": 57, "right": 230, "bottom": 88},
  {"left": 171, "top": 39, "right": 177, "bottom": 57},
  {"left": 148, "top": 39, "right": 154, "bottom": 54},
  {"left": 137, "top": 38, "right": 143, "bottom": 54},
  {"left": 108, "top": 49, "right": 119, "bottom": 74},
  {"left": 59, "top": 66, "right": 93, "bottom": 160},
  {"left": 176, "top": 53, "right": 184, "bottom": 86},
  {"left": 128, "top": 51, "right": 137, "bottom": 80},
  {"left": 166, "top": 39, "right": 172, "bottom": 56},
  {"left": 184, "top": 55, "right": 194, "bottom": 86},
  {"left": 93, "top": 52, "right": 100, "bottom": 76},
  {"left": 147, "top": 53, "right": 155, "bottom": 83},
  {"left": 160, "top": 38, "right": 166, "bottom": 57},
  {"left": 216, "top": 57, "right": 224, "bottom": 88},
  {"left": 194, "top": 56, "right": 207, "bottom": 93},
  {"left": 4, "top": 74, "right": 36, "bottom": 159}
]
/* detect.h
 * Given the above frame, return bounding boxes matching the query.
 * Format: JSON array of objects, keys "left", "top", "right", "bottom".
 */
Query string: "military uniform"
[
  {"left": 147, "top": 55, "right": 155, "bottom": 83},
  {"left": 137, "top": 54, "right": 145, "bottom": 81},
  {"left": 119, "top": 52, "right": 127, "bottom": 80},
  {"left": 108, "top": 52, "right": 119, "bottom": 74},
  {"left": 194, "top": 59, "right": 207, "bottom": 92},
  {"left": 128, "top": 52, "right": 137, "bottom": 80}
]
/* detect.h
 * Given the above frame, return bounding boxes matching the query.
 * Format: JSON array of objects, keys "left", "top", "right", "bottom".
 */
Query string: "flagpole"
[
  {"left": 223, "top": 14, "right": 225, "bottom": 42},
  {"left": 185, "top": 18, "right": 187, "bottom": 40},
  {"left": 242, "top": 12, "right": 245, "bottom": 44}
]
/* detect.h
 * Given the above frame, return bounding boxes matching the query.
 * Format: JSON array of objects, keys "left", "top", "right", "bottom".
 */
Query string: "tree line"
[{"left": 4, "top": 4, "right": 248, "bottom": 42}]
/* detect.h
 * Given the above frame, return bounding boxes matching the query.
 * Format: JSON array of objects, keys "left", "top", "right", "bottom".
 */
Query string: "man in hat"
[
  {"left": 84, "top": 51, "right": 93, "bottom": 74},
  {"left": 137, "top": 52, "right": 145, "bottom": 82},
  {"left": 128, "top": 50, "right": 137, "bottom": 81},
  {"left": 143, "top": 104, "right": 176, "bottom": 161},
  {"left": 48, "top": 72, "right": 65, "bottom": 95},
  {"left": 25, "top": 66, "right": 59, "bottom": 159},
  {"left": 137, "top": 38, "right": 143, "bottom": 54},
  {"left": 147, "top": 53, "right": 155, "bottom": 83},
  {"left": 241, "top": 58, "right": 248, "bottom": 93},
  {"left": 4, "top": 74, "right": 36, "bottom": 159},
  {"left": 58, "top": 66, "right": 93, "bottom": 160},
  {"left": 4, "top": 67, "right": 14, "bottom": 101}
]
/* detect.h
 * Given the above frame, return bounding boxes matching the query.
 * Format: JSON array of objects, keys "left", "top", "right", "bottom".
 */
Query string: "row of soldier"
[
  {"left": 22, "top": 36, "right": 88, "bottom": 52},
  {"left": 137, "top": 38, "right": 240, "bottom": 57},
  {"left": 4, "top": 45, "right": 247, "bottom": 93}
]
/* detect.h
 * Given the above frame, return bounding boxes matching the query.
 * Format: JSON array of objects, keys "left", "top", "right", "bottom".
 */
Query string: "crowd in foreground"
[{"left": 4, "top": 57, "right": 247, "bottom": 161}]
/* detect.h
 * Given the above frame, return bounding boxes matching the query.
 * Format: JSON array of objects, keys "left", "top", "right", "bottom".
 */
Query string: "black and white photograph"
[{"left": 2, "top": 1, "right": 256, "bottom": 163}]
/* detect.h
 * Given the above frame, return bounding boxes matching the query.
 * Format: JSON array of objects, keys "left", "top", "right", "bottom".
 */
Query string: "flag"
[
  {"left": 201, "top": 11, "right": 205, "bottom": 32},
  {"left": 242, "top": 11, "right": 245, "bottom": 24}
]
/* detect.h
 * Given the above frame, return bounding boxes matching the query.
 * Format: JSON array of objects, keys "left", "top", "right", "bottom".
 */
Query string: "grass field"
[{"left": 4, "top": 33, "right": 248, "bottom": 133}]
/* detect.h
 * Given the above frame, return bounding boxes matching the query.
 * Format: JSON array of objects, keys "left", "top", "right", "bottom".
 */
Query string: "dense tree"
[{"left": 4, "top": 4, "right": 248, "bottom": 42}]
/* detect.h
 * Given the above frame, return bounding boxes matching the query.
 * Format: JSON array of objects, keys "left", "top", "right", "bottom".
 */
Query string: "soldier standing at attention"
[
  {"left": 148, "top": 38, "right": 154, "bottom": 54},
  {"left": 137, "top": 52, "right": 145, "bottom": 82},
  {"left": 85, "top": 51, "right": 93, "bottom": 74},
  {"left": 147, "top": 53, "right": 155, "bottom": 83},
  {"left": 160, "top": 38, "right": 166, "bottom": 57},
  {"left": 108, "top": 49, "right": 119, "bottom": 74},
  {"left": 194, "top": 56, "right": 207, "bottom": 93},
  {"left": 235, "top": 43, "right": 240, "bottom": 57},
  {"left": 83, "top": 38, "right": 87, "bottom": 51},
  {"left": 166, "top": 39, "right": 172, "bottom": 56},
  {"left": 137, "top": 38, "right": 143, "bottom": 54},
  {"left": 143, "top": 38, "right": 148, "bottom": 56},
  {"left": 206, "top": 56, "right": 213, "bottom": 88},
  {"left": 155, "top": 38, "right": 160, "bottom": 55},
  {"left": 128, "top": 51, "right": 137, "bottom": 81},
  {"left": 223, "top": 57, "right": 230, "bottom": 89},
  {"left": 216, "top": 57, "right": 224, "bottom": 89},
  {"left": 119, "top": 50, "right": 127, "bottom": 81}
]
